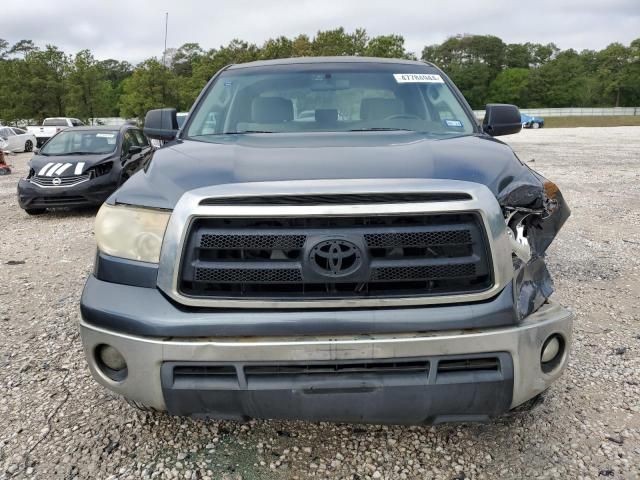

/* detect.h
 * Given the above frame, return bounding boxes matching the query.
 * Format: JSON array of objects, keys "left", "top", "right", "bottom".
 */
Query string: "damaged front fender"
[{"left": 497, "top": 166, "right": 570, "bottom": 319}]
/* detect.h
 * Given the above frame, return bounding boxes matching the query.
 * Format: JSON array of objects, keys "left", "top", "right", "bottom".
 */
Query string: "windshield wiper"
[
  {"left": 222, "top": 130, "right": 274, "bottom": 134},
  {"left": 348, "top": 128, "right": 414, "bottom": 132},
  {"left": 65, "top": 151, "right": 107, "bottom": 155}
]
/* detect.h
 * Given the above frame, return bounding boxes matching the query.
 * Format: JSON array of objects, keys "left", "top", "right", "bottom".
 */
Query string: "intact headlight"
[{"left": 95, "top": 204, "right": 171, "bottom": 263}]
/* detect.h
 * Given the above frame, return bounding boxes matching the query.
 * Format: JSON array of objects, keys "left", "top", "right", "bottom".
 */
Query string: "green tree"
[
  {"left": 261, "top": 36, "right": 295, "bottom": 60},
  {"left": 66, "top": 50, "right": 114, "bottom": 120},
  {"left": 9, "top": 39, "right": 38, "bottom": 57},
  {"left": 596, "top": 42, "right": 632, "bottom": 106},
  {"left": 119, "top": 59, "right": 179, "bottom": 119},
  {"left": 527, "top": 50, "right": 591, "bottom": 107},
  {"left": 171, "top": 43, "right": 204, "bottom": 77},
  {"left": 312, "top": 28, "right": 364, "bottom": 56},
  {"left": 0, "top": 39, "right": 9, "bottom": 60},
  {"left": 5, "top": 46, "right": 70, "bottom": 122},
  {"left": 2, "top": 32, "right": 639, "bottom": 123},
  {"left": 365, "top": 34, "right": 413, "bottom": 59},
  {"left": 291, "top": 34, "right": 313, "bottom": 57},
  {"left": 487, "top": 68, "right": 531, "bottom": 105}
]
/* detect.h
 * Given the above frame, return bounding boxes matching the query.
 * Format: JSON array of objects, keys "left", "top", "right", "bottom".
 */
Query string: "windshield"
[
  {"left": 186, "top": 64, "right": 475, "bottom": 139},
  {"left": 40, "top": 130, "right": 118, "bottom": 156}
]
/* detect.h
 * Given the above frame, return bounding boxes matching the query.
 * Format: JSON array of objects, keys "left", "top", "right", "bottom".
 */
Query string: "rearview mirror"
[
  {"left": 143, "top": 108, "right": 179, "bottom": 141},
  {"left": 482, "top": 104, "right": 522, "bottom": 137}
]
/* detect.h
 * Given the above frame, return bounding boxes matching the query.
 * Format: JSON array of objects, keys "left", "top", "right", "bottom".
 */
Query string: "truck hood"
[
  {"left": 112, "top": 132, "right": 534, "bottom": 209},
  {"left": 30, "top": 152, "right": 115, "bottom": 176}
]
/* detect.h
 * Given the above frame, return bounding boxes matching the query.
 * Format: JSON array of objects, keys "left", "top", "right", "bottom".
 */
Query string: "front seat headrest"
[{"left": 251, "top": 97, "right": 294, "bottom": 123}]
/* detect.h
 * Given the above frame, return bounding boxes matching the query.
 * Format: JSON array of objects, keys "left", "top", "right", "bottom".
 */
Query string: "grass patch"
[{"left": 543, "top": 116, "right": 640, "bottom": 128}]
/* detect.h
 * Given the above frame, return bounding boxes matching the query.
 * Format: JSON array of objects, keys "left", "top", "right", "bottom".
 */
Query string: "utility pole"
[{"left": 162, "top": 12, "right": 169, "bottom": 67}]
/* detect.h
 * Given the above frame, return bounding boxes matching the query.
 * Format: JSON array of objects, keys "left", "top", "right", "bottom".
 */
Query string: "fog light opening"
[
  {"left": 95, "top": 344, "right": 128, "bottom": 382},
  {"left": 541, "top": 334, "right": 565, "bottom": 374}
]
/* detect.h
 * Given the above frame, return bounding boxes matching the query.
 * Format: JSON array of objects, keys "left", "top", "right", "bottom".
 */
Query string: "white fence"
[
  {"left": 473, "top": 107, "right": 640, "bottom": 119},
  {"left": 88, "top": 117, "right": 137, "bottom": 126}
]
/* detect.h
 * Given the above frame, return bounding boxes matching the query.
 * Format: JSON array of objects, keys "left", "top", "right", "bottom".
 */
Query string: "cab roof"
[
  {"left": 64, "top": 124, "right": 135, "bottom": 133},
  {"left": 227, "top": 56, "right": 436, "bottom": 70}
]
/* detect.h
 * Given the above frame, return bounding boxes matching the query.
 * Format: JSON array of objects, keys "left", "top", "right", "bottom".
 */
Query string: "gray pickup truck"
[{"left": 80, "top": 57, "right": 572, "bottom": 424}]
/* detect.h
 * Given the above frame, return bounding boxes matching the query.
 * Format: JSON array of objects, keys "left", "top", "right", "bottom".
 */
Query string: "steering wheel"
[{"left": 384, "top": 113, "right": 421, "bottom": 121}]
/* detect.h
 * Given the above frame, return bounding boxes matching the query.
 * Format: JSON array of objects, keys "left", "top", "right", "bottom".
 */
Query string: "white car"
[{"left": 0, "top": 126, "right": 38, "bottom": 152}]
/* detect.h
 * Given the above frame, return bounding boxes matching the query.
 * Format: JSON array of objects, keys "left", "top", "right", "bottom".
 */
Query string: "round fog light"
[
  {"left": 541, "top": 334, "right": 564, "bottom": 373},
  {"left": 541, "top": 336, "right": 560, "bottom": 363},
  {"left": 95, "top": 344, "right": 128, "bottom": 381}
]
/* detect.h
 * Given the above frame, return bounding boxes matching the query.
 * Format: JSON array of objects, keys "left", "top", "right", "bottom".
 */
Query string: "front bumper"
[
  {"left": 80, "top": 301, "right": 573, "bottom": 424},
  {"left": 17, "top": 175, "right": 117, "bottom": 209}
]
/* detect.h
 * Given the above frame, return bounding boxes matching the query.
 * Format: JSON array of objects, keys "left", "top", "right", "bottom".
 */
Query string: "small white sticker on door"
[{"left": 393, "top": 73, "right": 444, "bottom": 84}]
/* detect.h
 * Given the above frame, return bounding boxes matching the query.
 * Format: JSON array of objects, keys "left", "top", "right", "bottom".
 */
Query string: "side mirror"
[
  {"left": 128, "top": 145, "right": 143, "bottom": 156},
  {"left": 143, "top": 108, "right": 178, "bottom": 141},
  {"left": 33, "top": 147, "right": 40, "bottom": 154},
  {"left": 482, "top": 104, "right": 522, "bottom": 137}
]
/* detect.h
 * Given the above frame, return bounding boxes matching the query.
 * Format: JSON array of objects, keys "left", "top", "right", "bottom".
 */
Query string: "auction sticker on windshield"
[{"left": 393, "top": 73, "right": 444, "bottom": 83}]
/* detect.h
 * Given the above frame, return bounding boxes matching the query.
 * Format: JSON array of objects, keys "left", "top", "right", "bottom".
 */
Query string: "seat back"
[{"left": 360, "top": 98, "right": 404, "bottom": 121}]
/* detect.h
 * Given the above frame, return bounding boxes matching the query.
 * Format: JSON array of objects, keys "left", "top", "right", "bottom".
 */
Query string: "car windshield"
[
  {"left": 40, "top": 130, "right": 118, "bottom": 156},
  {"left": 185, "top": 63, "right": 475, "bottom": 139}
]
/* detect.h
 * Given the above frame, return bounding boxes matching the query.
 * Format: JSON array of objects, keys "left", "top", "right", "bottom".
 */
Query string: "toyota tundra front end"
[{"left": 79, "top": 57, "right": 572, "bottom": 424}]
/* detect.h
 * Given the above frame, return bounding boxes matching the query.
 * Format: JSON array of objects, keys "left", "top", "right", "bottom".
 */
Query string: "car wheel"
[
  {"left": 25, "top": 208, "right": 46, "bottom": 215},
  {"left": 532, "top": 122, "right": 540, "bottom": 129},
  {"left": 24, "top": 140, "right": 33, "bottom": 152}
]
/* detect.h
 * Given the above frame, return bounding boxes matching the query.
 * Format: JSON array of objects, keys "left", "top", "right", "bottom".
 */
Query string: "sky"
[{"left": 1, "top": 0, "right": 639, "bottom": 62}]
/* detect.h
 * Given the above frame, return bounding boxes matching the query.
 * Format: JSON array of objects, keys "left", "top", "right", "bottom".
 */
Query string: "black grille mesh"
[
  {"left": 365, "top": 230, "right": 472, "bottom": 248},
  {"left": 200, "top": 234, "right": 305, "bottom": 250},
  {"left": 195, "top": 267, "right": 302, "bottom": 283},
  {"left": 371, "top": 264, "right": 476, "bottom": 282}
]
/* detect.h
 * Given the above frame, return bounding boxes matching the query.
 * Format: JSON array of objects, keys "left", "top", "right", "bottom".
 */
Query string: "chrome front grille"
[
  {"left": 30, "top": 173, "right": 90, "bottom": 187},
  {"left": 156, "top": 179, "right": 514, "bottom": 309}
]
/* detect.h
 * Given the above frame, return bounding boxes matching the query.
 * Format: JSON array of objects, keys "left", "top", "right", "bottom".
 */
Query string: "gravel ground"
[{"left": 0, "top": 127, "right": 639, "bottom": 480}]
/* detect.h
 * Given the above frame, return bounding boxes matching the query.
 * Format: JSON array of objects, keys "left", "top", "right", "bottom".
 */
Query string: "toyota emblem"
[
  {"left": 52, "top": 177, "right": 62, "bottom": 186},
  {"left": 309, "top": 239, "right": 363, "bottom": 277}
]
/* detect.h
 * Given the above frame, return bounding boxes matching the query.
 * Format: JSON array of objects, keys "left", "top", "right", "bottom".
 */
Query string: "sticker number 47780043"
[{"left": 393, "top": 73, "right": 444, "bottom": 84}]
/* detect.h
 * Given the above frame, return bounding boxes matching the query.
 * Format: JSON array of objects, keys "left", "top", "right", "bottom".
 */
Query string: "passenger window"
[{"left": 1, "top": 128, "right": 15, "bottom": 137}]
